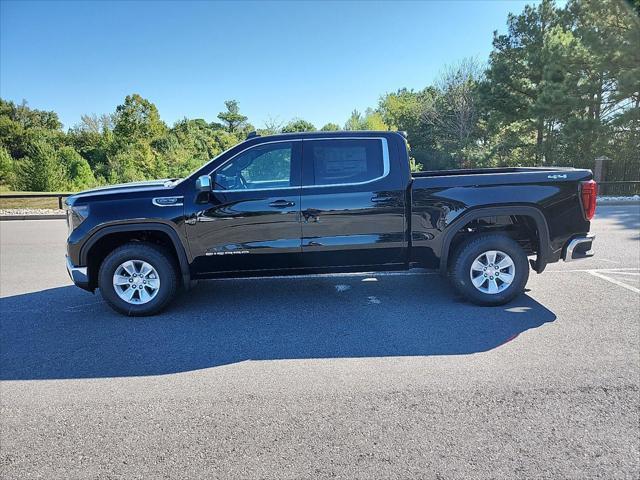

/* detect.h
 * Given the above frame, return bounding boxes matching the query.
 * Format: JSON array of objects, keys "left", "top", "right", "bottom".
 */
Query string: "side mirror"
[{"left": 196, "top": 175, "right": 212, "bottom": 192}]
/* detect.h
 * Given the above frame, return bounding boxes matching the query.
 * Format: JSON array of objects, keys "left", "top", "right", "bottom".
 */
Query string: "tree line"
[{"left": 0, "top": 0, "right": 638, "bottom": 192}]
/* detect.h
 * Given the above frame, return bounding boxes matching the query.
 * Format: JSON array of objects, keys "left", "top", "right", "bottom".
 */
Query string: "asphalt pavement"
[{"left": 1, "top": 205, "right": 639, "bottom": 479}]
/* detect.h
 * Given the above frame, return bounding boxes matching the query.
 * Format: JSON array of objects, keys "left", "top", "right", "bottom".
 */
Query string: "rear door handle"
[
  {"left": 371, "top": 196, "right": 393, "bottom": 203},
  {"left": 269, "top": 200, "right": 296, "bottom": 208}
]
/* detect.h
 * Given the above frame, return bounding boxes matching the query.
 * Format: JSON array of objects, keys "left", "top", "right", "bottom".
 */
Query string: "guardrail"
[
  {"left": 598, "top": 181, "right": 640, "bottom": 196},
  {"left": 0, "top": 181, "right": 638, "bottom": 210},
  {"left": 0, "top": 192, "right": 73, "bottom": 209}
]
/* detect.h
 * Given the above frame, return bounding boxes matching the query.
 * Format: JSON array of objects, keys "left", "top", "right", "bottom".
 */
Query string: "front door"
[{"left": 187, "top": 141, "right": 302, "bottom": 275}]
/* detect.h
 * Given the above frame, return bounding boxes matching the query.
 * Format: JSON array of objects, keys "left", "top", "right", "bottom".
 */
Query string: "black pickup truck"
[{"left": 65, "top": 131, "right": 596, "bottom": 315}]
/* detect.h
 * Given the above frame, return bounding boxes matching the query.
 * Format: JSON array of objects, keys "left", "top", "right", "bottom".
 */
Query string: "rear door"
[
  {"left": 300, "top": 136, "right": 406, "bottom": 268},
  {"left": 187, "top": 140, "right": 303, "bottom": 274}
]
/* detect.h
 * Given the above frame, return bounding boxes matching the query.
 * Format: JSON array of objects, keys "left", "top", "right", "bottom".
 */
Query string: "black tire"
[
  {"left": 98, "top": 242, "right": 178, "bottom": 316},
  {"left": 450, "top": 233, "right": 529, "bottom": 306}
]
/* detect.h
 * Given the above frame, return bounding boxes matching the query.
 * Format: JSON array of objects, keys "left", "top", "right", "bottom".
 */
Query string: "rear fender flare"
[{"left": 439, "top": 205, "right": 551, "bottom": 274}]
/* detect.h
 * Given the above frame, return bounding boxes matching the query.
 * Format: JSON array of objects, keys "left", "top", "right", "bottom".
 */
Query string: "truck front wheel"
[
  {"left": 98, "top": 243, "right": 178, "bottom": 316},
  {"left": 450, "top": 233, "right": 529, "bottom": 306}
]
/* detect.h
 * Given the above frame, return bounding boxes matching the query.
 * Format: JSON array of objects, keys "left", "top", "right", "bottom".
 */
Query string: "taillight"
[{"left": 580, "top": 180, "right": 597, "bottom": 220}]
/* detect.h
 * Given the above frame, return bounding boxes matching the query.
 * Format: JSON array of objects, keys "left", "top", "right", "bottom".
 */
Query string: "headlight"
[{"left": 68, "top": 205, "right": 89, "bottom": 232}]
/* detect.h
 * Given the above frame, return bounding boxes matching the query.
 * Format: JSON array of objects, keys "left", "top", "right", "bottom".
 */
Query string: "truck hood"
[{"left": 68, "top": 178, "right": 181, "bottom": 203}]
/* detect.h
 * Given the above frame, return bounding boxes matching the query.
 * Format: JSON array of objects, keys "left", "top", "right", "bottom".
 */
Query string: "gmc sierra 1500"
[{"left": 65, "top": 131, "right": 596, "bottom": 315}]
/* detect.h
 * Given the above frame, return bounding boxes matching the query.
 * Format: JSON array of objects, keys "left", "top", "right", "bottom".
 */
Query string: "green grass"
[
  {"left": 0, "top": 197, "right": 64, "bottom": 209},
  {"left": 0, "top": 191, "right": 71, "bottom": 210}
]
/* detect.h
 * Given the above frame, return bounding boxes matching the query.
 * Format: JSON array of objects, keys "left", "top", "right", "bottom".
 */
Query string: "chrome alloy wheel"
[
  {"left": 112, "top": 260, "right": 160, "bottom": 305},
  {"left": 469, "top": 250, "right": 515, "bottom": 295}
]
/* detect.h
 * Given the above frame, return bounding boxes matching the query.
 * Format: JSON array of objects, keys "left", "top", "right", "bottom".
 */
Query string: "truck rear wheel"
[
  {"left": 98, "top": 243, "right": 178, "bottom": 316},
  {"left": 450, "top": 233, "right": 529, "bottom": 306}
]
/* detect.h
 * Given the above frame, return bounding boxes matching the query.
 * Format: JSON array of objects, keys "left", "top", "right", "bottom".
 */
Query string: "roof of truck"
[{"left": 246, "top": 130, "right": 406, "bottom": 141}]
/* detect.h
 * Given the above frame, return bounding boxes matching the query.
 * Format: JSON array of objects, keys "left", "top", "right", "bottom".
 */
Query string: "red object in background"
[{"left": 581, "top": 180, "right": 598, "bottom": 220}]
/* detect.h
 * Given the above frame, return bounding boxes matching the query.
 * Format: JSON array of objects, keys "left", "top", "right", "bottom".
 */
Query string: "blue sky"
[{"left": 1, "top": 0, "right": 539, "bottom": 130}]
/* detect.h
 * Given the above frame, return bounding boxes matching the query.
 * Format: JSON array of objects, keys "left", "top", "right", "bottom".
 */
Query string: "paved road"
[{"left": 1, "top": 206, "right": 639, "bottom": 479}]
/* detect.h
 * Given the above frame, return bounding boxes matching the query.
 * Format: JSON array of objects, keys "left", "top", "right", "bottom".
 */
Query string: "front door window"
[{"left": 214, "top": 143, "right": 294, "bottom": 191}]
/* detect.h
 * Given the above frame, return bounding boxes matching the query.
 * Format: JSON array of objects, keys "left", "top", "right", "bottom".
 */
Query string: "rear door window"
[{"left": 304, "top": 138, "right": 386, "bottom": 186}]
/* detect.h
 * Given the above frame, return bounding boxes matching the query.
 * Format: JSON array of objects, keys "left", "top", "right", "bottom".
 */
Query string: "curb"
[
  {"left": 597, "top": 201, "right": 640, "bottom": 206},
  {"left": 0, "top": 214, "right": 66, "bottom": 221}
]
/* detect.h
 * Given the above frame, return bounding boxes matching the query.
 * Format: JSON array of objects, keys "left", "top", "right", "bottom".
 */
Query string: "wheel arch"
[
  {"left": 439, "top": 205, "right": 551, "bottom": 275},
  {"left": 80, "top": 223, "right": 191, "bottom": 289}
]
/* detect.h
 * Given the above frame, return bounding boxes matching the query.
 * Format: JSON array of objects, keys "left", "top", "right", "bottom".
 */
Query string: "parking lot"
[{"left": 1, "top": 205, "right": 638, "bottom": 479}]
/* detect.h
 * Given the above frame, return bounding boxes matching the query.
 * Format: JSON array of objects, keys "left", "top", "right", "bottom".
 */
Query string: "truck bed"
[
  {"left": 411, "top": 166, "right": 591, "bottom": 188},
  {"left": 412, "top": 166, "right": 578, "bottom": 178}
]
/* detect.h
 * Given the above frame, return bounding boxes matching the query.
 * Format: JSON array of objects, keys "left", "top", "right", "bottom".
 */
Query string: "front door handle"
[{"left": 269, "top": 200, "right": 296, "bottom": 208}]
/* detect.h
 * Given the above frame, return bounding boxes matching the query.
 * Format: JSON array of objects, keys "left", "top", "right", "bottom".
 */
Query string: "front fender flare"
[{"left": 80, "top": 222, "right": 191, "bottom": 289}]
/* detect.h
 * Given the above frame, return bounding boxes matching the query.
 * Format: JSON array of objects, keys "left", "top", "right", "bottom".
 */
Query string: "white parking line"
[
  {"left": 596, "top": 258, "right": 620, "bottom": 264},
  {"left": 586, "top": 270, "right": 640, "bottom": 294},
  {"left": 544, "top": 267, "right": 640, "bottom": 273},
  {"left": 65, "top": 301, "right": 105, "bottom": 311}
]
